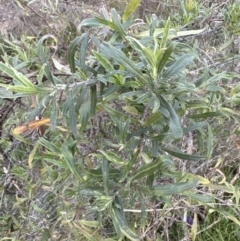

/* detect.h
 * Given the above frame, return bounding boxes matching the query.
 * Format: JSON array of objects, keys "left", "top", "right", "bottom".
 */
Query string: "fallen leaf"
[{"left": 13, "top": 118, "right": 50, "bottom": 135}]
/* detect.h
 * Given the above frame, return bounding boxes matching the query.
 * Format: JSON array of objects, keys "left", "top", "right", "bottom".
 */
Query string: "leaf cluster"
[{"left": 0, "top": 0, "right": 240, "bottom": 240}]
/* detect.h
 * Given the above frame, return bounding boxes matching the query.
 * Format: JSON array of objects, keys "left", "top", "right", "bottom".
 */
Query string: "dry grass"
[{"left": 0, "top": 1, "right": 240, "bottom": 240}]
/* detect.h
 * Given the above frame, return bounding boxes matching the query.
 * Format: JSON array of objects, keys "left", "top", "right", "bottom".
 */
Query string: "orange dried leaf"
[
  {"left": 13, "top": 126, "right": 29, "bottom": 135},
  {"left": 13, "top": 118, "right": 50, "bottom": 135}
]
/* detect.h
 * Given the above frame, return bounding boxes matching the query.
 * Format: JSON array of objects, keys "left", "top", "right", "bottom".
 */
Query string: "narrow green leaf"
[
  {"left": 122, "top": 105, "right": 138, "bottom": 115},
  {"left": 120, "top": 92, "right": 150, "bottom": 106},
  {"left": 69, "top": 93, "right": 77, "bottom": 138},
  {"left": 90, "top": 84, "right": 97, "bottom": 116},
  {"left": 82, "top": 167, "right": 121, "bottom": 180},
  {"left": 124, "top": 136, "right": 141, "bottom": 150},
  {"left": 28, "top": 95, "right": 53, "bottom": 120},
  {"left": 12, "top": 134, "right": 32, "bottom": 145},
  {"left": 102, "top": 157, "right": 109, "bottom": 195},
  {"left": 98, "top": 150, "right": 125, "bottom": 165},
  {"left": 130, "top": 157, "right": 162, "bottom": 182},
  {"left": 197, "top": 131, "right": 204, "bottom": 153},
  {"left": 186, "top": 100, "right": 209, "bottom": 108},
  {"left": 79, "top": 220, "right": 100, "bottom": 228},
  {"left": 113, "top": 205, "right": 139, "bottom": 241},
  {"left": 161, "top": 146, "right": 205, "bottom": 161},
  {"left": 104, "top": 105, "right": 125, "bottom": 127},
  {"left": 163, "top": 53, "right": 195, "bottom": 78},
  {"left": 62, "top": 143, "right": 84, "bottom": 182},
  {"left": 139, "top": 191, "right": 147, "bottom": 226},
  {"left": 80, "top": 33, "right": 88, "bottom": 73},
  {"left": 67, "top": 36, "right": 82, "bottom": 73},
  {"left": 187, "top": 112, "right": 223, "bottom": 118},
  {"left": 75, "top": 85, "right": 87, "bottom": 110},
  {"left": 123, "top": 0, "right": 142, "bottom": 22},
  {"left": 206, "top": 85, "right": 225, "bottom": 92},
  {"left": 200, "top": 72, "right": 226, "bottom": 88},
  {"left": 156, "top": 43, "right": 175, "bottom": 78},
  {"left": 100, "top": 7, "right": 111, "bottom": 20},
  {"left": 111, "top": 209, "right": 122, "bottom": 236},
  {"left": 79, "top": 94, "right": 91, "bottom": 130},
  {"left": 78, "top": 17, "right": 116, "bottom": 31},
  {"left": 38, "top": 137, "right": 60, "bottom": 153},
  {"left": 183, "top": 121, "right": 207, "bottom": 133},
  {"left": 143, "top": 111, "right": 162, "bottom": 126},
  {"left": 153, "top": 179, "right": 198, "bottom": 196},
  {"left": 50, "top": 94, "right": 57, "bottom": 131},
  {"left": 96, "top": 195, "right": 112, "bottom": 211},
  {"left": 159, "top": 95, "right": 183, "bottom": 139},
  {"left": 150, "top": 14, "right": 158, "bottom": 37},
  {"left": 206, "top": 184, "right": 234, "bottom": 193},
  {"left": 169, "top": 28, "right": 206, "bottom": 38},
  {"left": 0, "top": 88, "right": 27, "bottom": 98},
  {"left": 101, "top": 42, "right": 145, "bottom": 84},
  {"left": 28, "top": 142, "right": 40, "bottom": 169},
  {"left": 40, "top": 229, "right": 50, "bottom": 241},
  {"left": 160, "top": 17, "right": 171, "bottom": 49},
  {"left": 134, "top": 28, "right": 205, "bottom": 39},
  {"left": 44, "top": 158, "right": 66, "bottom": 167},
  {"left": 37, "top": 34, "right": 57, "bottom": 85},
  {"left": 93, "top": 51, "right": 114, "bottom": 72},
  {"left": 220, "top": 107, "right": 239, "bottom": 116},
  {"left": 120, "top": 151, "right": 139, "bottom": 182},
  {"left": 184, "top": 191, "right": 213, "bottom": 203},
  {"left": 211, "top": 208, "right": 240, "bottom": 226},
  {"left": 82, "top": 169, "right": 103, "bottom": 180},
  {"left": 79, "top": 188, "right": 103, "bottom": 197},
  {"left": 111, "top": 8, "right": 126, "bottom": 37},
  {"left": 206, "top": 124, "right": 213, "bottom": 160},
  {"left": 102, "top": 84, "right": 121, "bottom": 97},
  {"left": 123, "top": 81, "right": 142, "bottom": 88},
  {"left": 0, "top": 62, "right": 35, "bottom": 88},
  {"left": 126, "top": 36, "right": 155, "bottom": 67},
  {"left": 152, "top": 93, "right": 160, "bottom": 113},
  {"left": 37, "top": 63, "right": 46, "bottom": 86},
  {"left": 191, "top": 213, "right": 198, "bottom": 241},
  {"left": 32, "top": 203, "right": 47, "bottom": 214},
  {"left": 4, "top": 85, "right": 38, "bottom": 94}
]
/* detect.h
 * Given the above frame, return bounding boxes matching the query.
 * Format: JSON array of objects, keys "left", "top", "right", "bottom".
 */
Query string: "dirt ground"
[{"left": 0, "top": 1, "right": 102, "bottom": 38}]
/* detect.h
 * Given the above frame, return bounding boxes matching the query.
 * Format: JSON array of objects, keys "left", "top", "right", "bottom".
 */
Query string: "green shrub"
[{"left": 0, "top": 1, "right": 240, "bottom": 240}]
